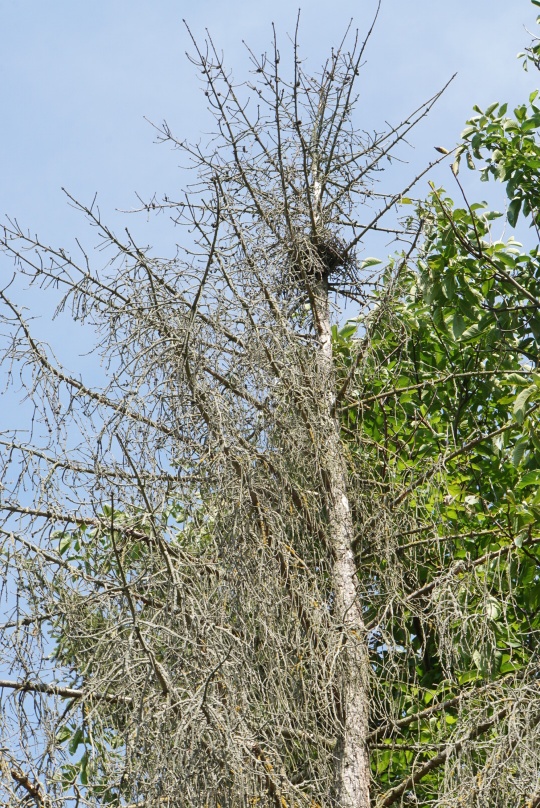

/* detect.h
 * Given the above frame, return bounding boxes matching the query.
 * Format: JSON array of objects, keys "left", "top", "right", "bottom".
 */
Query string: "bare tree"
[{"left": 0, "top": 12, "right": 456, "bottom": 808}]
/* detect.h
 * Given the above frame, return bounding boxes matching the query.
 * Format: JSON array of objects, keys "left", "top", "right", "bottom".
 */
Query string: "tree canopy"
[{"left": 2, "top": 5, "right": 540, "bottom": 808}]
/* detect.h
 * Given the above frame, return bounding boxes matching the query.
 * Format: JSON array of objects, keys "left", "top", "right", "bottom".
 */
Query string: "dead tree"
[{"left": 0, "top": 12, "right": 448, "bottom": 808}]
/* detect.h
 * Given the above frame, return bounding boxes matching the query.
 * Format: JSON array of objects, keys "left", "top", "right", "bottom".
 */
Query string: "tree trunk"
[{"left": 312, "top": 275, "right": 371, "bottom": 808}]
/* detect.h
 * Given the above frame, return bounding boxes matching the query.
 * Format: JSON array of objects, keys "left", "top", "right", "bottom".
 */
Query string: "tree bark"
[{"left": 312, "top": 275, "right": 371, "bottom": 808}]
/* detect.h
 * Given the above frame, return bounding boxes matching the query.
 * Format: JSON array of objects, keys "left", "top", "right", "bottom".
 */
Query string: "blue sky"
[
  {"left": 0, "top": 0, "right": 538, "bottom": 387},
  {"left": 1, "top": 1, "right": 536, "bottom": 237}
]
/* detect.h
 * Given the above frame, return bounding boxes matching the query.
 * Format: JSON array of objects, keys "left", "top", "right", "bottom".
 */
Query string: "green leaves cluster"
[
  {"left": 455, "top": 91, "right": 540, "bottom": 228},
  {"left": 333, "top": 58, "right": 540, "bottom": 800}
]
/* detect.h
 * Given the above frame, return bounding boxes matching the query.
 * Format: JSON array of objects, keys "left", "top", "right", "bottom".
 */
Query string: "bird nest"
[{"left": 288, "top": 231, "right": 353, "bottom": 283}]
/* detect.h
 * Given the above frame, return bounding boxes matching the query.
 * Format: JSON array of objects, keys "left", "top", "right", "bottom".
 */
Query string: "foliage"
[{"left": 333, "top": 57, "right": 540, "bottom": 803}]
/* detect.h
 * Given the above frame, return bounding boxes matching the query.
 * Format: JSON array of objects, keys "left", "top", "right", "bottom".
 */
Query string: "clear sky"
[{"left": 0, "top": 0, "right": 538, "bottom": 386}]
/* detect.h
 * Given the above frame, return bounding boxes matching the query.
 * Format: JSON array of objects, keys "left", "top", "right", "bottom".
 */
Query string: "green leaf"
[
  {"left": 513, "top": 385, "right": 536, "bottom": 422},
  {"left": 452, "top": 313, "right": 467, "bottom": 339},
  {"left": 360, "top": 257, "right": 382, "bottom": 268},
  {"left": 500, "top": 657, "right": 520, "bottom": 673},
  {"left": 459, "top": 321, "right": 483, "bottom": 343},
  {"left": 522, "top": 116, "right": 540, "bottom": 132},
  {"left": 58, "top": 535, "right": 72, "bottom": 555},
  {"left": 56, "top": 725, "right": 73, "bottom": 743},
  {"left": 458, "top": 670, "right": 481, "bottom": 685},
  {"left": 496, "top": 251, "right": 516, "bottom": 268},
  {"left": 68, "top": 727, "right": 84, "bottom": 755},
  {"left": 79, "top": 751, "right": 89, "bottom": 785},
  {"left": 525, "top": 582, "right": 540, "bottom": 611},
  {"left": 516, "top": 470, "right": 540, "bottom": 488},
  {"left": 507, "top": 197, "right": 522, "bottom": 227},
  {"left": 339, "top": 323, "right": 357, "bottom": 340},
  {"left": 376, "top": 749, "right": 391, "bottom": 774},
  {"left": 512, "top": 440, "right": 527, "bottom": 466}
]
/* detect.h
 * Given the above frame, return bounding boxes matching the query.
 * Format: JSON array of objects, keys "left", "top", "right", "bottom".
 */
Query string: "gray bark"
[{"left": 312, "top": 275, "right": 371, "bottom": 808}]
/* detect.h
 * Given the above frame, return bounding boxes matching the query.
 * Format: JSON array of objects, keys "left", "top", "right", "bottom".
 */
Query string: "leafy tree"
[
  {"left": 2, "top": 7, "right": 540, "bottom": 808},
  {"left": 329, "top": 10, "right": 540, "bottom": 801}
]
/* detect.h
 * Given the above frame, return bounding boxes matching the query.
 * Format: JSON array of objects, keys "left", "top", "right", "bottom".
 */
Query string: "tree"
[
  {"left": 2, "top": 7, "right": 540, "bottom": 808},
  {"left": 331, "top": 13, "right": 540, "bottom": 802},
  {"left": 0, "top": 12, "right": 447, "bottom": 808}
]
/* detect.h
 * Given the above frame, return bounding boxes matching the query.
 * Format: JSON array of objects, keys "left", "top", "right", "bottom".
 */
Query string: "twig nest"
[{"left": 289, "top": 230, "right": 351, "bottom": 282}]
